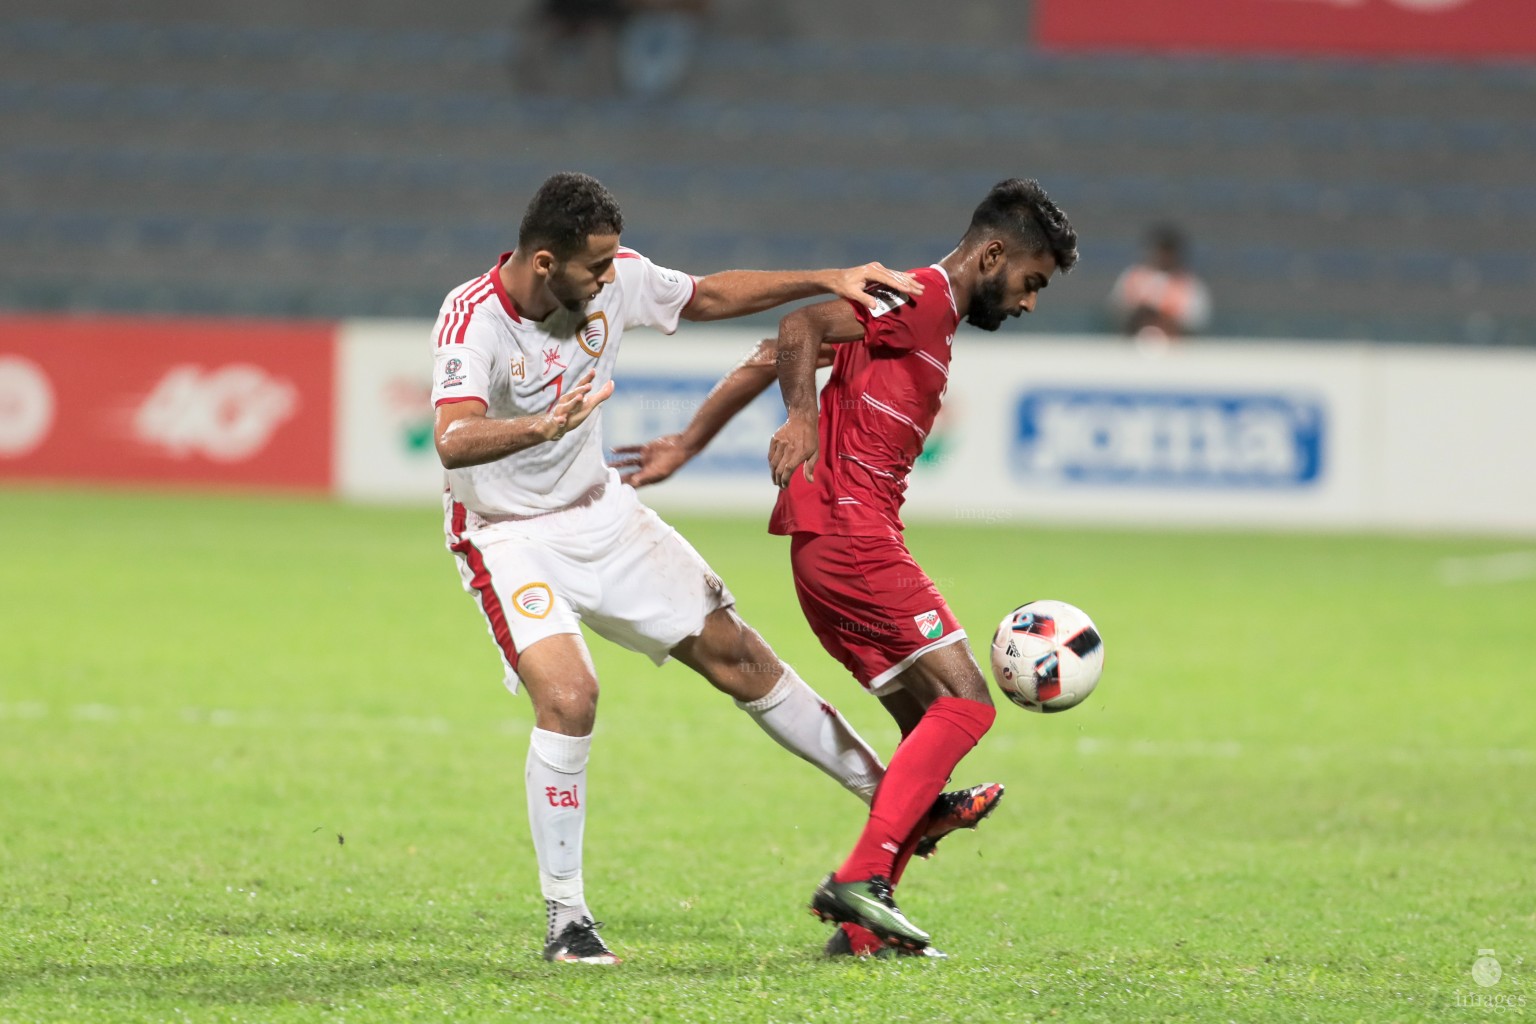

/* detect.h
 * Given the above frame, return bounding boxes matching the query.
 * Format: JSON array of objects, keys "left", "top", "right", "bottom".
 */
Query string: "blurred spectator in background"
[
  {"left": 514, "top": 0, "right": 708, "bottom": 100},
  {"left": 619, "top": 0, "right": 708, "bottom": 99},
  {"left": 1109, "top": 225, "right": 1212, "bottom": 343}
]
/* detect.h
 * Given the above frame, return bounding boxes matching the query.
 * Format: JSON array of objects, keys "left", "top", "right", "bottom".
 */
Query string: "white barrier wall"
[
  {"left": 334, "top": 319, "right": 443, "bottom": 503},
  {"left": 336, "top": 322, "right": 1536, "bottom": 535}
]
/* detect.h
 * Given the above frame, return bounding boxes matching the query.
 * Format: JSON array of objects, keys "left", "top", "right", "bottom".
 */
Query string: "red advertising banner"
[
  {"left": 0, "top": 316, "right": 336, "bottom": 492},
  {"left": 1034, "top": 0, "right": 1536, "bottom": 59}
]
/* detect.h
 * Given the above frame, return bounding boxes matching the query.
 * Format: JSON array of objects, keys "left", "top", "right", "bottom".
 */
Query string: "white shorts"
[{"left": 444, "top": 471, "right": 736, "bottom": 692}]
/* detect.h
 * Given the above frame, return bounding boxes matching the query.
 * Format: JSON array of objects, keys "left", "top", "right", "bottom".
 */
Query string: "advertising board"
[
  {"left": 1034, "top": 0, "right": 1536, "bottom": 59},
  {"left": 0, "top": 316, "right": 334, "bottom": 491}
]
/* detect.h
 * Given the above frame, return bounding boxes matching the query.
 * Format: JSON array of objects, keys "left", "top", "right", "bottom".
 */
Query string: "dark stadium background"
[{"left": 3, "top": 0, "right": 1533, "bottom": 344}]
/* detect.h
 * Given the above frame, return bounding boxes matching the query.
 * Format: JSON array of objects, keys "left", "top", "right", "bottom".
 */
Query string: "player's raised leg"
[
  {"left": 671, "top": 607, "right": 885, "bottom": 804},
  {"left": 867, "top": 690, "right": 1006, "bottom": 863},
  {"left": 827, "top": 774, "right": 1004, "bottom": 958},
  {"left": 811, "top": 641, "right": 996, "bottom": 950},
  {"left": 515, "top": 633, "right": 621, "bottom": 965}
]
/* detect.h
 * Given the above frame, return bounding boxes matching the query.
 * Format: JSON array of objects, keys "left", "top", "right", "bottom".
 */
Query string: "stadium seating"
[{"left": 1, "top": 8, "right": 1532, "bottom": 341}]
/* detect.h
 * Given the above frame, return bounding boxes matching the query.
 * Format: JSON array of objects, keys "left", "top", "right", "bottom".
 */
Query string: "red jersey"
[{"left": 769, "top": 265, "right": 959, "bottom": 538}]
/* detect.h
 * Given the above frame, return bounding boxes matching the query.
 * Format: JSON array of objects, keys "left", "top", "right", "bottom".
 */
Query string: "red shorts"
[{"left": 789, "top": 532, "right": 966, "bottom": 696}]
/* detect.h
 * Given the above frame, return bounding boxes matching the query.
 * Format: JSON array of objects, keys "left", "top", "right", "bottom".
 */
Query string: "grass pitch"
[{"left": 0, "top": 487, "right": 1531, "bottom": 1023}]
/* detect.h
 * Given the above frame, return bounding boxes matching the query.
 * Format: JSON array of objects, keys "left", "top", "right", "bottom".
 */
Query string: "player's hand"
[
  {"left": 610, "top": 434, "right": 693, "bottom": 488},
  {"left": 769, "top": 412, "right": 819, "bottom": 488},
  {"left": 831, "top": 262, "right": 924, "bottom": 311},
  {"left": 544, "top": 369, "right": 614, "bottom": 442}
]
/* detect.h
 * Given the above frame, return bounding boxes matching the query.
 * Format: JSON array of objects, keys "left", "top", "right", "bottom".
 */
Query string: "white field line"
[
  {"left": 2, "top": 702, "right": 1532, "bottom": 766},
  {"left": 1438, "top": 550, "right": 1536, "bottom": 586}
]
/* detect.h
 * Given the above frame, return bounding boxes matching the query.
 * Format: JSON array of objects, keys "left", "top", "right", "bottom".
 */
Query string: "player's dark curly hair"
[
  {"left": 964, "top": 178, "right": 1079, "bottom": 273},
  {"left": 518, "top": 171, "right": 625, "bottom": 261}
]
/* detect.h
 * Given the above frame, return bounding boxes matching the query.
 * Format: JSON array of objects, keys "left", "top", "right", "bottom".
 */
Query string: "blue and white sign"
[
  {"left": 336, "top": 326, "right": 1536, "bottom": 534},
  {"left": 603, "top": 373, "right": 784, "bottom": 476},
  {"left": 1013, "top": 388, "right": 1326, "bottom": 488}
]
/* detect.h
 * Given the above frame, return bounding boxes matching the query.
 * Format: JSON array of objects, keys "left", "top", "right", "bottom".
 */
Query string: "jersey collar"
[
  {"left": 929, "top": 263, "right": 960, "bottom": 322},
  {"left": 492, "top": 252, "right": 523, "bottom": 322}
]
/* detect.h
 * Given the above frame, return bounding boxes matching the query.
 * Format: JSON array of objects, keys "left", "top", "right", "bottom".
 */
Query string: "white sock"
[
  {"left": 735, "top": 667, "right": 884, "bottom": 805},
  {"left": 526, "top": 728, "right": 593, "bottom": 941}
]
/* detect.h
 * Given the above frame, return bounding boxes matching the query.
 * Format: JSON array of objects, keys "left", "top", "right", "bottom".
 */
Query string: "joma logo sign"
[{"left": 1013, "top": 388, "right": 1325, "bottom": 488}]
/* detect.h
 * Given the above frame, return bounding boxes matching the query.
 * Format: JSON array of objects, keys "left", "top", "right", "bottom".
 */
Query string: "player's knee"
[
  {"left": 928, "top": 693, "right": 996, "bottom": 745},
  {"left": 923, "top": 666, "right": 992, "bottom": 708},
  {"left": 537, "top": 686, "right": 599, "bottom": 734},
  {"left": 705, "top": 607, "right": 761, "bottom": 660},
  {"left": 970, "top": 697, "right": 998, "bottom": 735},
  {"left": 953, "top": 675, "right": 994, "bottom": 707},
  {"left": 678, "top": 608, "right": 773, "bottom": 688}
]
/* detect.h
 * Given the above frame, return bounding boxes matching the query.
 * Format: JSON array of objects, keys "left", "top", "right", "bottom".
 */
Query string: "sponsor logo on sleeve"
[{"left": 865, "top": 285, "right": 910, "bottom": 319}]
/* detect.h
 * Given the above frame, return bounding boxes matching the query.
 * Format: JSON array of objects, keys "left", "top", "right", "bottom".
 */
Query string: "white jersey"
[{"left": 430, "top": 248, "right": 696, "bottom": 516}]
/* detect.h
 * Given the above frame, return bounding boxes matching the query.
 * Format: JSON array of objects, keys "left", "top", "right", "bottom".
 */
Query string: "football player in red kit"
[{"left": 614, "top": 179, "right": 1078, "bottom": 955}]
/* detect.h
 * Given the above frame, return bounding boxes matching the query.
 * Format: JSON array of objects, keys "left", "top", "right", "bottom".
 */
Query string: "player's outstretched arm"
[
  {"left": 612, "top": 339, "right": 775, "bottom": 488},
  {"left": 681, "top": 263, "right": 923, "bottom": 322},
  {"left": 435, "top": 370, "right": 613, "bottom": 470},
  {"left": 612, "top": 339, "right": 835, "bottom": 488},
  {"left": 769, "top": 299, "right": 864, "bottom": 488}
]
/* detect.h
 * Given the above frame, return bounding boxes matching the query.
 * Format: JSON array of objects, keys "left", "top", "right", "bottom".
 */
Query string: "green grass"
[{"left": 1, "top": 487, "right": 1532, "bottom": 1023}]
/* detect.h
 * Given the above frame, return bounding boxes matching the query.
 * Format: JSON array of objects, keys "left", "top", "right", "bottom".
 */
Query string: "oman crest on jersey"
[
  {"left": 578, "top": 311, "right": 609, "bottom": 356},
  {"left": 914, "top": 609, "right": 943, "bottom": 639}
]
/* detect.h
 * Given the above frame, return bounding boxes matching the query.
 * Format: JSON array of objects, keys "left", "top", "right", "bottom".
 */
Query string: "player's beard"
[
  {"left": 965, "top": 272, "right": 1010, "bottom": 331},
  {"left": 547, "top": 265, "right": 590, "bottom": 314}
]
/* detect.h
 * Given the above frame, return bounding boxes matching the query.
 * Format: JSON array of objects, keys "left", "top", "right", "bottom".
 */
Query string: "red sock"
[
  {"left": 834, "top": 696, "right": 995, "bottom": 883},
  {"left": 840, "top": 922, "right": 883, "bottom": 955},
  {"left": 889, "top": 826, "right": 925, "bottom": 887},
  {"left": 836, "top": 763, "right": 962, "bottom": 954}
]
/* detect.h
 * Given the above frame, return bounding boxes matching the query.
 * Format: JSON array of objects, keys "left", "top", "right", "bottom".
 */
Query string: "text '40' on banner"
[{"left": 1034, "top": 0, "right": 1536, "bottom": 59}]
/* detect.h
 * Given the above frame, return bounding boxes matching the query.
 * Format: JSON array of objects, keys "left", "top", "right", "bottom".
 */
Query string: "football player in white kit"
[{"left": 432, "top": 172, "right": 942, "bottom": 964}]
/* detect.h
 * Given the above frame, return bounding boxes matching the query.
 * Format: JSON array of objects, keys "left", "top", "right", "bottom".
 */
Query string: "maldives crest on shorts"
[
  {"left": 577, "top": 311, "right": 609, "bottom": 357},
  {"left": 914, "top": 609, "right": 943, "bottom": 640},
  {"left": 513, "top": 582, "right": 554, "bottom": 619}
]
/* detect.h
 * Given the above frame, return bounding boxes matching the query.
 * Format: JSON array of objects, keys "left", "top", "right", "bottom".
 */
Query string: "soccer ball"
[{"left": 990, "top": 600, "right": 1104, "bottom": 713}]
